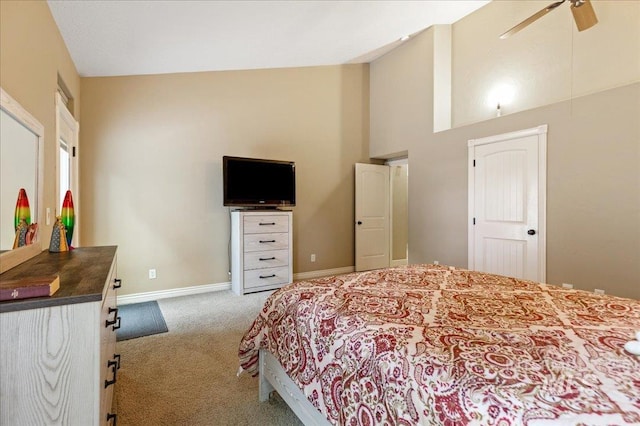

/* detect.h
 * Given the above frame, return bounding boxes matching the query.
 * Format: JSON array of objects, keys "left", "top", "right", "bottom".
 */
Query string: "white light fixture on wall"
[{"left": 487, "top": 82, "right": 516, "bottom": 117}]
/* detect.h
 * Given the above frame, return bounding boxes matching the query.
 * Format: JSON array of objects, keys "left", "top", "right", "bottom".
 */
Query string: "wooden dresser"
[
  {"left": 0, "top": 246, "right": 120, "bottom": 425},
  {"left": 231, "top": 211, "right": 293, "bottom": 295}
]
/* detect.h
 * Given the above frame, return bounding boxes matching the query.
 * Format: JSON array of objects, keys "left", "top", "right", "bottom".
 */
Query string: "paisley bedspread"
[{"left": 238, "top": 265, "right": 640, "bottom": 425}]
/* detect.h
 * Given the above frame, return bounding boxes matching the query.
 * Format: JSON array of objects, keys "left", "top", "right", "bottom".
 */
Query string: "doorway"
[
  {"left": 56, "top": 92, "right": 80, "bottom": 246},
  {"left": 388, "top": 159, "right": 408, "bottom": 266},
  {"left": 468, "top": 125, "right": 547, "bottom": 281},
  {"left": 354, "top": 159, "right": 408, "bottom": 272}
]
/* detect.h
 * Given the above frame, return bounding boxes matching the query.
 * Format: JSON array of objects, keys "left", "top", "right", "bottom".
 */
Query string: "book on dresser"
[{"left": 0, "top": 275, "right": 60, "bottom": 301}]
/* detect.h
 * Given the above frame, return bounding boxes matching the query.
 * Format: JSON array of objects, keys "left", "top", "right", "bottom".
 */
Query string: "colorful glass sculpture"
[
  {"left": 14, "top": 188, "right": 31, "bottom": 231},
  {"left": 61, "top": 190, "right": 75, "bottom": 247}
]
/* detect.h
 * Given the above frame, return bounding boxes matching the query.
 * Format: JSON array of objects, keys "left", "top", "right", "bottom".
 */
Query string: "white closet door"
[{"left": 469, "top": 126, "right": 547, "bottom": 281}]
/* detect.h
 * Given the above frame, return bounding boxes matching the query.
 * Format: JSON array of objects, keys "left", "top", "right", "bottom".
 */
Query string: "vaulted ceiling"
[{"left": 47, "top": 0, "right": 489, "bottom": 77}]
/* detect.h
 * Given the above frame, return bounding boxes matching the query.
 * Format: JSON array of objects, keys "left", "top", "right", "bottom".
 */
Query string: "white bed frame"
[{"left": 259, "top": 349, "right": 330, "bottom": 425}]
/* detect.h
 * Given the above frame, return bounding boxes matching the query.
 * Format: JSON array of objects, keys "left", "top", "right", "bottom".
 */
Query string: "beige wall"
[
  {"left": 3, "top": 0, "right": 637, "bottom": 300},
  {"left": 369, "top": 28, "right": 434, "bottom": 159},
  {"left": 370, "top": 1, "right": 640, "bottom": 299},
  {"left": 0, "top": 0, "right": 80, "bottom": 248},
  {"left": 452, "top": 0, "right": 640, "bottom": 127},
  {"left": 80, "top": 66, "right": 370, "bottom": 295},
  {"left": 410, "top": 83, "right": 640, "bottom": 299}
]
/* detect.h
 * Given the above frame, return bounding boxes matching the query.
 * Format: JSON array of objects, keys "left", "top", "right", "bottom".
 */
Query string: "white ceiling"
[{"left": 47, "top": 0, "right": 490, "bottom": 77}]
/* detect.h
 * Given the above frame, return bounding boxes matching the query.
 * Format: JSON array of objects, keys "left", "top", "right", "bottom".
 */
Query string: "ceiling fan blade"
[
  {"left": 571, "top": 0, "right": 598, "bottom": 31},
  {"left": 500, "top": 0, "right": 566, "bottom": 39}
]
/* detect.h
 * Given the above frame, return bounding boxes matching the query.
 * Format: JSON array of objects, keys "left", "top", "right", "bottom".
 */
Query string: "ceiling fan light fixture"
[
  {"left": 499, "top": 0, "right": 566, "bottom": 39},
  {"left": 499, "top": 0, "right": 598, "bottom": 39},
  {"left": 570, "top": 0, "right": 598, "bottom": 32}
]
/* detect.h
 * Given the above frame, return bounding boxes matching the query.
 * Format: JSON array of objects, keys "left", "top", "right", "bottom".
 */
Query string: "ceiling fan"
[{"left": 500, "top": 0, "right": 598, "bottom": 39}]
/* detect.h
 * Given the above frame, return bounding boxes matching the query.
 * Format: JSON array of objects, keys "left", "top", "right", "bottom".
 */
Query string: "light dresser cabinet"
[
  {"left": 231, "top": 211, "right": 293, "bottom": 295},
  {"left": 0, "top": 246, "right": 121, "bottom": 425}
]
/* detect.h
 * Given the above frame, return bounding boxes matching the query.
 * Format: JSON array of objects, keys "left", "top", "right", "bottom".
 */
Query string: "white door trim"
[
  {"left": 468, "top": 125, "right": 548, "bottom": 148},
  {"left": 468, "top": 125, "right": 547, "bottom": 282},
  {"left": 55, "top": 92, "right": 80, "bottom": 246},
  {"left": 385, "top": 158, "right": 408, "bottom": 266}
]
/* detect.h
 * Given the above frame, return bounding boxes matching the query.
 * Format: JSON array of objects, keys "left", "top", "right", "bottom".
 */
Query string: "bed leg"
[{"left": 259, "top": 350, "right": 275, "bottom": 402}]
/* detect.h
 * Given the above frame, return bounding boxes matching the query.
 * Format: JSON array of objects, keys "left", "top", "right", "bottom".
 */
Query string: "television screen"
[{"left": 223, "top": 156, "right": 296, "bottom": 207}]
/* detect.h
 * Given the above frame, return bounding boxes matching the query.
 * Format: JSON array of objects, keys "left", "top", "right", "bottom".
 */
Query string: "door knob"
[
  {"left": 357, "top": 221, "right": 362, "bottom": 225},
  {"left": 527, "top": 229, "right": 536, "bottom": 235}
]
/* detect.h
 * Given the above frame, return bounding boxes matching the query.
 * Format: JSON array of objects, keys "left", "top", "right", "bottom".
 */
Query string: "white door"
[
  {"left": 56, "top": 92, "right": 80, "bottom": 246},
  {"left": 468, "top": 125, "right": 547, "bottom": 281},
  {"left": 355, "top": 163, "right": 390, "bottom": 272}
]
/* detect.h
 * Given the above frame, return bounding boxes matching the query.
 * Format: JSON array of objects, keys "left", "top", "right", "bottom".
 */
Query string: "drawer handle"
[
  {"left": 106, "top": 413, "right": 117, "bottom": 426},
  {"left": 259, "top": 222, "right": 276, "bottom": 226},
  {"left": 113, "top": 278, "right": 122, "bottom": 289},
  {"left": 259, "top": 274, "right": 276, "bottom": 279},
  {"left": 259, "top": 257, "right": 276, "bottom": 261},
  {"left": 106, "top": 307, "right": 121, "bottom": 330},
  {"left": 259, "top": 240, "right": 276, "bottom": 243},
  {"left": 105, "top": 359, "right": 118, "bottom": 388}
]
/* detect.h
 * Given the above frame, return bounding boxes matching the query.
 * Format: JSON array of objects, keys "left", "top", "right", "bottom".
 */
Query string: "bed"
[{"left": 238, "top": 264, "right": 640, "bottom": 425}]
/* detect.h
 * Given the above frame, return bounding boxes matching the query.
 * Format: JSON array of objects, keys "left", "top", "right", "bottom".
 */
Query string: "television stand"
[{"left": 230, "top": 210, "right": 293, "bottom": 295}]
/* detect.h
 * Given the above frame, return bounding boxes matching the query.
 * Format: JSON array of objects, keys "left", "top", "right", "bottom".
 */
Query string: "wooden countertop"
[{"left": 0, "top": 246, "right": 117, "bottom": 313}]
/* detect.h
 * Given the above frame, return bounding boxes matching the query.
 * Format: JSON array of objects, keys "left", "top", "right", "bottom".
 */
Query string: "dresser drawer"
[
  {"left": 231, "top": 211, "right": 292, "bottom": 296},
  {"left": 100, "top": 256, "right": 119, "bottom": 424},
  {"left": 244, "top": 233, "right": 289, "bottom": 252},
  {"left": 243, "top": 215, "right": 289, "bottom": 234},
  {"left": 244, "top": 266, "right": 290, "bottom": 289},
  {"left": 0, "top": 246, "right": 119, "bottom": 425},
  {"left": 244, "top": 249, "right": 289, "bottom": 270}
]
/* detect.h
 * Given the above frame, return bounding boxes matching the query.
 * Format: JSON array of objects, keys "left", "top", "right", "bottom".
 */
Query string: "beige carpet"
[{"left": 114, "top": 290, "right": 304, "bottom": 425}]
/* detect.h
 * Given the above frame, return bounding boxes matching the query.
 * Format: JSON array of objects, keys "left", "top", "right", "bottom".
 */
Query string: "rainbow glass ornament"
[
  {"left": 14, "top": 188, "right": 31, "bottom": 231},
  {"left": 61, "top": 190, "right": 75, "bottom": 247}
]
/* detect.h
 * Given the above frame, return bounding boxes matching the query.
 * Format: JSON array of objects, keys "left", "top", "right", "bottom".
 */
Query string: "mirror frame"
[{"left": 0, "top": 88, "right": 45, "bottom": 273}]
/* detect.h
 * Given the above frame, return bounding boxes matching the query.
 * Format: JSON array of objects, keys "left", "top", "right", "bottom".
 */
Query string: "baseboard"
[
  {"left": 118, "top": 282, "right": 231, "bottom": 305},
  {"left": 293, "top": 266, "right": 354, "bottom": 281},
  {"left": 118, "top": 266, "right": 355, "bottom": 305}
]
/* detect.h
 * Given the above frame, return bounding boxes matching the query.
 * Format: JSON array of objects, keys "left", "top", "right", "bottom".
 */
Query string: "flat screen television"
[{"left": 223, "top": 156, "right": 296, "bottom": 207}]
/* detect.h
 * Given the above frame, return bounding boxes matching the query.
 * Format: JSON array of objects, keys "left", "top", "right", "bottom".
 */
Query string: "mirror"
[{"left": 0, "top": 88, "right": 44, "bottom": 273}]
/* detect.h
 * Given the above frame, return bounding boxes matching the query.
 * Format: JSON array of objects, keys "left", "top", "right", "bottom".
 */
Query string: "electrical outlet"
[
  {"left": 149, "top": 269, "right": 157, "bottom": 279},
  {"left": 562, "top": 283, "right": 573, "bottom": 289},
  {"left": 310, "top": 254, "right": 316, "bottom": 262},
  {"left": 433, "top": 260, "right": 439, "bottom": 265},
  {"left": 594, "top": 288, "right": 605, "bottom": 295}
]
